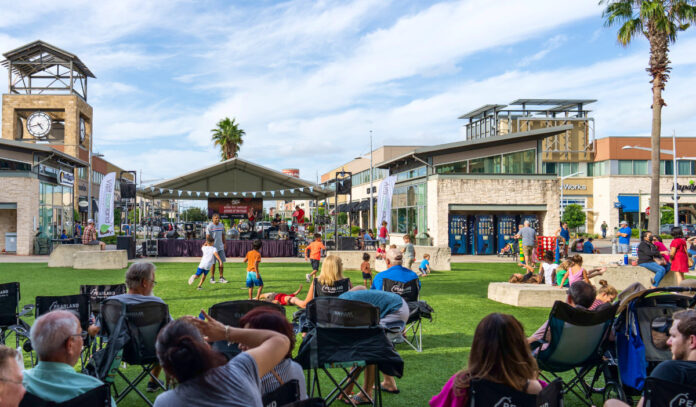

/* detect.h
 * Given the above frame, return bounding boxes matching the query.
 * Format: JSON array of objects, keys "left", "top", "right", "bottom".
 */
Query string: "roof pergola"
[{"left": 139, "top": 158, "right": 331, "bottom": 200}]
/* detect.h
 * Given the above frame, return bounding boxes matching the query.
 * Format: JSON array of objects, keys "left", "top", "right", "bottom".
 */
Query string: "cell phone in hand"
[{"left": 199, "top": 311, "right": 206, "bottom": 320}]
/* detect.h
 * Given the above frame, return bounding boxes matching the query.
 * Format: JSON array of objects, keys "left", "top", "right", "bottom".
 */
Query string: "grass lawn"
[{"left": 2, "top": 261, "right": 611, "bottom": 406}]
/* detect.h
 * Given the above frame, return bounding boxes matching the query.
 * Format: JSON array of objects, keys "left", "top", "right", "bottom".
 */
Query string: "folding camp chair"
[
  {"left": 80, "top": 284, "right": 127, "bottom": 352},
  {"left": 382, "top": 278, "right": 433, "bottom": 352},
  {"left": 281, "top": 398, "right": 327, "bottom": 407},
  {"left": 19, "top": 383, "right": 111, "bottom": 407},
  {"left": 643, "top": 377, "right": 696, "bottom": 407},
  {"left": 469, "top": 378, "right": 563, "bottom": 407},
  {"left": 208, "top": 300, "right": 285, "bottom": 358},
  {"left": 100, "top": 299, "right": 169, "bottom": 406},
  {"left": 262, "top": 379, "right": 301, "bottom": 407},
  {"left": 531, "top": 301, "right": 620, "bottom": 405},
  {"left": 313, "top": 278, "right": 352, "bottom": 297},
  {"left": 0, "top": 282, "right": 33, "bottom": 349},
  {"left": 32, "top": 294, "right": 91, "bottom": 368},
  {"left": 296, "top": 297, "right": 404, "bottom": 407}
]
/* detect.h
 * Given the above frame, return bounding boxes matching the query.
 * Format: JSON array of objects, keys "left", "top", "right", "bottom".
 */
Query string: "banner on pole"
[
  {"left": 376, "top": 175, "right": 397, "bottom": 232},
  {"left": 97, "top": 172, "right": 116, "bottom": 237}
]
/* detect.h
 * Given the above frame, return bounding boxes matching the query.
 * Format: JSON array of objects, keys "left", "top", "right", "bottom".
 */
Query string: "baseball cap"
[
  {"left": 620, "top": 220, "right": 628, "bottom": 225},
  {"left": 88, "top": 219, "right": 94, "bottom": 224},
  {"left": 386, "top": 248, "right": 403, "bottom": 262}
]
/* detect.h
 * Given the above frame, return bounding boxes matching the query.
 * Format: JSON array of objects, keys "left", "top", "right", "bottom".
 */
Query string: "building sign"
[
  {"left": 58, "top": 170, "right": 74, "bottom": 186},
  {"left": 97, "top": 172, "right": 116, "bottom": 237},
  {"left": 563, "top": 184, "right": 587, "bottom": 191},
  {"left": 208, "top": 198, "right": 263, "bottom": 219},
  {"left": 673, "top": 182, "right": 696, "bottom": 193}
]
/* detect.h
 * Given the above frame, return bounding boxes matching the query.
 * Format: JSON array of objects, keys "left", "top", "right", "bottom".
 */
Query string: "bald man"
[{"left": 371, "top": 248, "right": 420, "bottom": 291}]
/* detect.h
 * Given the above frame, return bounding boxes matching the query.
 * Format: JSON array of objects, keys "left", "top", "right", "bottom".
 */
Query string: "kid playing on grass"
[
  {"left": 188, "top": 235, "right": 223, "bottom": 290},
  {"left": 244, "top": 239, "right": 264, "bottom": 300},
  {"left": 259, "top": 285, "right": 303, "bottom": 305},
  {"left": 304, "top": 233, "right": 325, "bottom": 282},
  {"left": 361, "top": 252, "right": 372, "bottom": 286},
  {"left": 376, "top": 243, "right": 386, "bottom": 260},
  {"left": 418, "top": 253, "right": 431, "bottom": 276}
]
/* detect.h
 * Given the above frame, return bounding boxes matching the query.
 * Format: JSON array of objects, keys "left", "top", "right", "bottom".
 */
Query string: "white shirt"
[
  {"left": 542, "top": 263, "right": 558, "bottom": 285},
  {"left": 199, "top": 245, "right": 218, "bottom": 270}
]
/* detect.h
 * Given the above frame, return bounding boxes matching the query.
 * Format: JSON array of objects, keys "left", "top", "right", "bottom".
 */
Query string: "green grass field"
[{"left": 2, "top": 261, "right": 610, "bottom": 406}]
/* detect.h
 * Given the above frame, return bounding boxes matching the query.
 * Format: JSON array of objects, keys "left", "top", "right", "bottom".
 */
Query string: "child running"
[
  {"left": 418, "top": 253, "right": 431, "bottom": 276},
  {"left": 360, "top": 253, "right": 372, "bottom": 287},
  {"left": 378, "top": 220, "right": 389, "bottom": 244},
  {"left": 304, "top": 233, "right": 325, "bottom": 282},
  {"left": 188, "top": 235, "right": 223, "bottom": 290},
  {"left": 259, "top": 285, "right": 303, "bottom": 305},
  {"left": 244, "top": 239, "right": 264, "bottom": 300}
]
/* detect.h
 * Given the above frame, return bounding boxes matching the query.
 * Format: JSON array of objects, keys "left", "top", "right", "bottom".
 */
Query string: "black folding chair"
[
  {"left": 297, "top": 297, "right": 404, "bottom": 407},
  {"left": 263, "top": 379, "right": 301, "bottom": 407},
  {"left": 80, "top": 284, "right": 127, "bottom": 352},
  {"left": 34, "top": 294, "right": 91, "bottom": 368},
  {"left": 281, "top": 398, "right": 327, "bottom": 407},
  {"left": 19, "top": 383, "right": 111, "bottom": 407},
  {"left": 469, "top": 378, "right": 563, "bottom": 407},
  {"left": 100, "top": 299, "right": 169, "bottom": 407},
  {"left": 644, "top": 377, "right": 696, "bottom": 406},
  {"left": 531, "top": 301, "right": 620, "bottom": 405},
  {"left": 0, "top": 282, "right": 33, "bottom": 349},
  {"left": 208, "top": 300, "right": 285, "bottom": 358},
  {"left": 382, "top": 278, "right": 431, "bottom": 352},
  {"left": 313, "top": 278, "right": 352, "bottom": 297}
]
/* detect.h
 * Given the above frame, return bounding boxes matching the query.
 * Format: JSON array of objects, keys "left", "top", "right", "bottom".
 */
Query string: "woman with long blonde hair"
[
  {"left": 430, "top": 313, "right": 542, "bottom": 406},
  {"left": 288, "top": 255, "right": 351, "bottom": 308}
]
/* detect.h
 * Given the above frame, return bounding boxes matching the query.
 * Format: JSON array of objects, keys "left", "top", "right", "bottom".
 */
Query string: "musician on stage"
[{"left": 292, "top": 205, "right": 305, "bottom": 225}]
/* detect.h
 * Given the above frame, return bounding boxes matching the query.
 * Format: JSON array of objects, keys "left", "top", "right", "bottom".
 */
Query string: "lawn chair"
[
  {"left": 100, "top": 299, "right": 169, "bottom": 406},
  {"left": 313, "top": 278, "right": 352, "bottom": 297},
  {"left": 531, "top": 300, "right": 621, "bottom": 405},
  {"left": 19, "top": 383, "right": 111, "bottom": 407},
  {"left": 262, "top": 379, "right": 301, "bottom": 407},
  {"left": 281, "top": 399, "right": 327, "bottom": 407},
  {"left": 381, "top": 278, "right": 433, "bottom": 353},
  {"left": 643, "top": 377, "right": 696, "bottom": 407},
  {"left": 0, "top": 282, "right": 33, "bottom": 349},
  {"left": 80, "top": 284, "right": 127, "bottom": 352},
  {"left": 208, "top": 300, "right": 285, "bottom": 358},
  {"left": 296, "top": 297, "right": 404, "bottom": 407},
  {"left": 33, "top": 294, "right": 91, "bottom": 369},
  {"left": 469, "top": 377, "right": 564, "bottom": 407}
]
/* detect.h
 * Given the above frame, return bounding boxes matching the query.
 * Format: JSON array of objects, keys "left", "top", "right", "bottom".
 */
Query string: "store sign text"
[
  {"left": 673, "top": 183, "right": 696, "bottom": 193},
  {"left": 563, "top": 184, "right": 587, "bottom": 191},
  {"left": 58, "top": 170, "right": 74, "bottom": 186}
]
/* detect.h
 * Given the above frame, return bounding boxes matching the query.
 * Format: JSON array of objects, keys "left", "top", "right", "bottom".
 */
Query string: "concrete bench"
[
  {"left": 488, "top": 283, "right": 567, "bottom": 308},
  {"left": 589, "top": 266, "right": 677, "bottom": 290},
  {"left": 73, "top": 250, "right": 128, "bottom": 270},
  {"left": 48, "top": 244, "right": 101, "bottom": 268},
  {"left": 579, "top": 254, "right": 627, "bottom": 267},
  {"left": 328, "top": 245, "right": 451, "bottom": 272}
]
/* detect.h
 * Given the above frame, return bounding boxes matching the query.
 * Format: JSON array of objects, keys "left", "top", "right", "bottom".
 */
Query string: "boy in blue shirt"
[
  {"left": 618, "top": 221, "right": 632, "bottom": 254},
  {"left": 418, "top": 253, "right": 431, "bottom": 276}
]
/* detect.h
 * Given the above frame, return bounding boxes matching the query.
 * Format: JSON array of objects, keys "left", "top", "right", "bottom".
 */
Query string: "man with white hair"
[
  {"left": 617, "top": 220, "right": 632, "bottom": 254},
  {"left": 81, "top": 219, "right": 105, "bottom": 250},
  {"left": 371, "top": 248, "right": 420, "bottom": 291},
  {"left": 22, "top": 310, "right": 115, "bottom": 406},
  {"left": 517, "top": 220, "right": 537, "bottom": 267},
  {"left": 0, "top": 345, "right": 25, "bottom": 407}
]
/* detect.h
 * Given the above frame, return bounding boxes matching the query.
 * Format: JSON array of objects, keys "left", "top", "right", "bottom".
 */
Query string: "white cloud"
[{"left": 517, "top": 34, "right": 567, "bottom": 67}]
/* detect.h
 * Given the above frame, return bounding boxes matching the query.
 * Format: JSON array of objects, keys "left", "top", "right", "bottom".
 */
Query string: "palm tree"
[
  {"left": 602, "top": 0, "right": 696, "bottom": 230},
  {"left": 211, "top": 117, "right": 245, "bottom": 160}
]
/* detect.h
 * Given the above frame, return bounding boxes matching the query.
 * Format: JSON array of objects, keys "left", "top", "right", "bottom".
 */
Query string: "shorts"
[
  {"left": 362, "top": 272, "right": 372, "bottom": 280},
  {"left": 618, "top": 243, "right": 630, "bottom": 254},
  {"left": 216, "top": 248, "right": 226, "bottom": 263},
  {"left": 86, "top": 240, "right": 100, "bottom": 245},
  {"left": 403, "top": 257, "right": 414, "bottom": 269},
  {"left": 194, "top": 267, "right": 210, "bottom": 277},
  {"left": 378, "top": 238, "right": 387, "bottom": 245},
  {"left": 418, "top": 267, "right": 428, "bottom": 275},
  {"left": 246, "top": 271, "right": 263, "bottom": 288},
  {"left": 310, "top": 259, "right": 320, "bottom": 271},
  {"left": 380, "top": 299, "right": 409, "bottom": 327}
]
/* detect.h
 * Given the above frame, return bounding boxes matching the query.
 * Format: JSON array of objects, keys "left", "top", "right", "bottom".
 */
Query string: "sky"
[{"left": 2, "top": 0, "right": 696, "bottom": 186}]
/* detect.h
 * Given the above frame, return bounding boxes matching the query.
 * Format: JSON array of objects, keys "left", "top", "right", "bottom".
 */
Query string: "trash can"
[{"left": 5, "top": 233, "right": 17, "bottom": 252}]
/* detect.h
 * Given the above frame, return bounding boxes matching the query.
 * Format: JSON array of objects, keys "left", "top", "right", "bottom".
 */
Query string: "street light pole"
[
  {"left": 369, "top": 130, "right": 373, "bottom": 231},
  {"left": 673, "top": 130, "right": 678, "bottom": 227}
]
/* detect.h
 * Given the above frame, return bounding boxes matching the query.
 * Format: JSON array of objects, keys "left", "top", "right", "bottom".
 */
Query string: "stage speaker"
[
  {"left": 117, "top": 236, "right": 136, "bottom": 259},
  {"left": 120, "top": 182, "right": 136, "bottom": 199},
  {"left": 337, "top": 236, "right": 356, "bottom": 250}
]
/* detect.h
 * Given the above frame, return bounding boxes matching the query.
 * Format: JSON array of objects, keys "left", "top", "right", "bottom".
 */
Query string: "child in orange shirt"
[
  {"left": 361, "top": 252, "right": 372, "bottom": 287},
  {"left": 243, "top": 239, "right": 264, "bottom": 300},
  {"left": 304, "top": 233, "right": 326, "bottom": 282}
]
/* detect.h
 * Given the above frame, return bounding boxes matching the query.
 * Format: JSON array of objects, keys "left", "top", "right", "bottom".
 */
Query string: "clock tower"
[{"left": 1, "top": 40, "right": 95, "bottom": 207}]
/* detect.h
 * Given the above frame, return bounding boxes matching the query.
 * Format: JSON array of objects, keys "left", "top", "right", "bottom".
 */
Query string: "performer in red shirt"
[{"left": 293, "top": 205, "right": 305, "bottom": 224}]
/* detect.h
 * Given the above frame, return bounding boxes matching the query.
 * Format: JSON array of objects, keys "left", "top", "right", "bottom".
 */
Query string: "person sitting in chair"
[
  {"left": 605, "top": 309, "right": 696, "bottom": 407},
  {"left": 22, "top": 310, "right": 116, "bottom": 406},
  {"left": 371, "top": 249, "right": 420, "bottom": 291}
]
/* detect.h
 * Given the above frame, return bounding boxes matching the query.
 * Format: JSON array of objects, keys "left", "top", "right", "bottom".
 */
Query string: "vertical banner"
[
  {"left": 98, "top": 172, "right": 116, "bottom": 237},
  {"left": 376, "top": 175, "right": 397, "bottom": 232}
]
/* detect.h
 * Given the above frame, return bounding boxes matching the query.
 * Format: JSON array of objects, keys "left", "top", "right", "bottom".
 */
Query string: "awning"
[
  {"left": 337, "top": 203, "right": 348, "bottom": 213},
  {"left": 358, "top": 200, "right": 370, "bottom": 211},
  {"left": 617, "top": 195, "right": 639, "bottom": 212}
]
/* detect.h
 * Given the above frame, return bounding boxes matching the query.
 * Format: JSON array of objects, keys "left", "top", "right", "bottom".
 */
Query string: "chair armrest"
[
  {"left": 18, "top": 304, "right": 34, "bottom": 317},
  {"left": 529, "top": 339, "right": 547, "bottom": 351}
]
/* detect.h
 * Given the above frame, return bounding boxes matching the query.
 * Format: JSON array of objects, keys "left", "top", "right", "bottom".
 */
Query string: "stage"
[{"left": 157, "top": 239, "right": 295, "bottom": 257}]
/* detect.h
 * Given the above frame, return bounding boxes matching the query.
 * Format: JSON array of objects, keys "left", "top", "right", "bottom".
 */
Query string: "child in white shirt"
[
  {"left": 539, "top": 250, "right": 558, "bottom": 286},
  {"left": 188, "top": 235, "right": 223, "bottom": 290}
]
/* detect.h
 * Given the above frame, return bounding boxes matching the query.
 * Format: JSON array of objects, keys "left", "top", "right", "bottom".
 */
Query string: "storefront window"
[
  {"left": 542, "top": 162, "right": 557, "bottom": 174},
  {"left": 396, "top": 166, "right": 426, "bottom": 182},
  {"left": 502, "top": 149, "right": 535, "bottom": 174},
  {"left": 619, "top": 160, "right": 648, "bottom": 175},
  {"left": 661, "top": 160, "right": 674, "bottom": 175},
  {"left": 390, "top": 183, "right": 426, "bottom": 236},
  {"left": 436, "top": 161, "right": 467, "bottom": 175},
  {"left": 38, "top": 182, "right": 74, "bottom": 240},
  {"left": 678, "top": 160, "right": 695, "bottom": 175},
  {"left": 588, "top": 161, "right": 607, "bottom": 176},
  {"left": 559, "top": 162, "right": 579, "bottom": 177}
]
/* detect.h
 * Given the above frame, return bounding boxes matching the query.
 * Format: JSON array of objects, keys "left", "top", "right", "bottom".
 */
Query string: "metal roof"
[
  {"left": 0, "top": 139, "right": 88, "bottom": 167},
  {"left": 458, "top": 104, "right": 508, "bottom": 120},
  {"left": 2, "top": 40, "right": 95, "bottom": 78},
  {"left": 140, "top": 157, "right": 330, "bottom": 200},
  {"left": 508, "top": 99, "right": 596, "bottom": 106}
]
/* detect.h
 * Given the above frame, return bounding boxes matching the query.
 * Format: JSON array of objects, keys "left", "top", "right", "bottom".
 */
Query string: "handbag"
[{"left": 654, "top": 256, "right": 666, "bottom": 266}]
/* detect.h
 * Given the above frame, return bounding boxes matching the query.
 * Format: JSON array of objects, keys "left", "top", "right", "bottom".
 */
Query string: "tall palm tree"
[
  {"left": 602, "top": 0, "right": 696, "bottom": 230},
  {"left": 211, "top": 117, "right": 245, "bottom": 160}
]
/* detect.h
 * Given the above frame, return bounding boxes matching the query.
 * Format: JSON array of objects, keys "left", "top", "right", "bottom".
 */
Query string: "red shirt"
[
  {"left": 379, "top": 226, "right": 388, "bottom": 238},
  {"left": 293, "top": 209, "right": 305, "bottom": 223}
]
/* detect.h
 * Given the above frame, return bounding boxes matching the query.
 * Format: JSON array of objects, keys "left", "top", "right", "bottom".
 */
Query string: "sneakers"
[
  {"left": 197, "top": 286, "right": 203, "bottom": 290},
  {"left": 146, "top": 380, "right": 162, "bottom": 393},
  {"left": 188, "top": 275, "right": 196, "bottom": 285},
  {"left": 305, "top": 274, "right": 311, "bottom": 282},
  {"left": 219, "top": 277, "right": 228, "bottom": 284},
  {"left": 210, "top": 278, "right": 216, "bottom": 284}
]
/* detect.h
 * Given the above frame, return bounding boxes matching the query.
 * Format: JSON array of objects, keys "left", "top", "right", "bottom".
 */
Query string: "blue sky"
[{"left": 2, "top": 0, "right": 696, "bottom": 185}]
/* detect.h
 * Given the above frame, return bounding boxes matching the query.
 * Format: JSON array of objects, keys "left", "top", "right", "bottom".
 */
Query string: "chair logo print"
[
  {"left": 89, "top": 288, "right": 121, "bottom": 297},
  {"left": 330, "top": 310, "right": 354, "bottom": 319},
  {"left": 48, "top": 301, "right": 80, "bottom": 311},
  {"left": 493, "top": 396, "right": 517, "bottom": 407},
  {"left": 0, "top": 289, "right": 8, "bottom": 297},
  {"left": 670, "top": 393, "right": 694, "bottom": 407}
]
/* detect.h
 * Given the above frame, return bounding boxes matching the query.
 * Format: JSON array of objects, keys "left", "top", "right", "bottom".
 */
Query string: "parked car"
[
  {"left": 659, "top": 224, "right": 674, "bottom": 235},
  {"left": 255, "top": 221, "right": 272, "bottom": 233},
  {"left": 682, "top": 224, "right": 696, "bottom": 237}
]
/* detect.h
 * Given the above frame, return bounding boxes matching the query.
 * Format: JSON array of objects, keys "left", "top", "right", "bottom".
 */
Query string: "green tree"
[
  {"left": 660, "top": 205, "right": 674, "bottom": 225},
  {"left": 181, "top": 207, "right": 208, "bottom": 221},
  {"left": 211, "top": 117, "right": 245, "bottom": 160},
  {"left": 562, "top": 204, "right": 587, "bottom": 232},
  {"left": 602, "top": 0, "right": 696, "bottom": 230}
]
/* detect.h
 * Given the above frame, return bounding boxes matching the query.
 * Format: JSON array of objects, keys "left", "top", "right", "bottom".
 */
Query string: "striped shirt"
[
  {"left": 206, "top": 222, "right": 225, "bottom": 250},
  {"left": 260, "top": 358, "right": 307, "bottom": 401}
]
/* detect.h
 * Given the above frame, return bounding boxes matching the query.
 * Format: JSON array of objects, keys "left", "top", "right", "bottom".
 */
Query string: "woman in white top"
[{"left": 538, "top": 251, "right": 558, "bottom": 285}]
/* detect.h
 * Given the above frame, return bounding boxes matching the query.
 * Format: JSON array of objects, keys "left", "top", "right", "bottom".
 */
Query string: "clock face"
[
  {"left": 26, "top": 112, "right": 52, "bottom": 139},
  {"left": 80, "top": 118, "right": 86, "bottom": 144}
]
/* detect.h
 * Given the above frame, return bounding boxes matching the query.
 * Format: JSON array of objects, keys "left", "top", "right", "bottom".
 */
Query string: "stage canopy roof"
[{"left": 139, "top": 158, "right": 331, "bottom": 200}]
